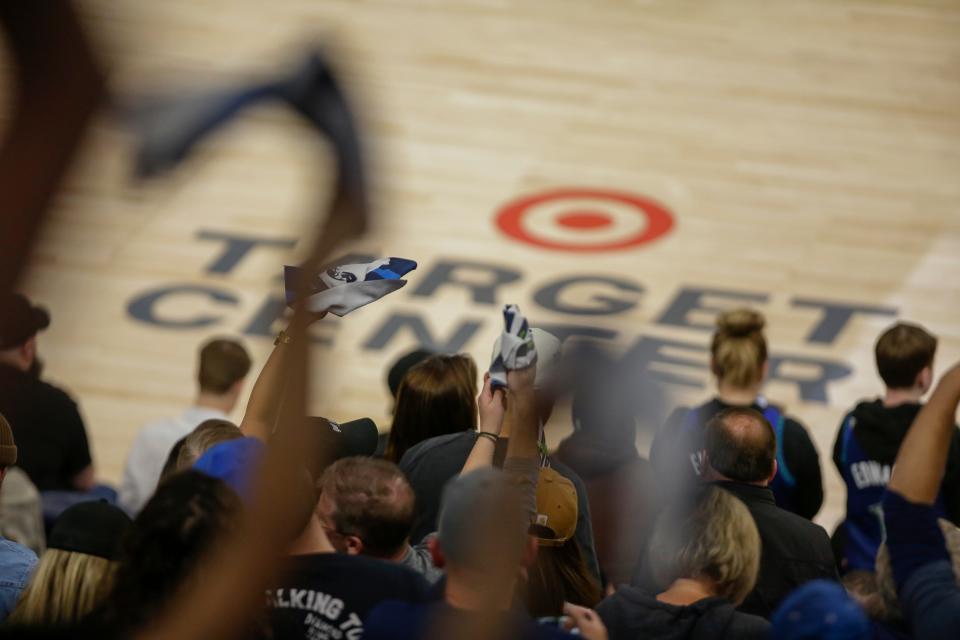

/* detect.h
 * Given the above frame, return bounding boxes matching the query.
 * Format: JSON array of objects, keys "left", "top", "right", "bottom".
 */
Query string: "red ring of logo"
[{"left": 495, "top": 188, "right": 675, "bottom": 252}]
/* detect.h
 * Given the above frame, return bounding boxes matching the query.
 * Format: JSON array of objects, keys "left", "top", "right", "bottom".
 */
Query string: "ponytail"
[{"left": 711, "top": 309, "right": 767, "bottom": 389}]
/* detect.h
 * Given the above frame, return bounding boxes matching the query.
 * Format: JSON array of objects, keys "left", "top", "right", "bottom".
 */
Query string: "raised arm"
[
  {"left": 504, "top": 365, "right": 538, "bottom": 463},
  {"left": 136, "top": 69, "right": 370, "bottom": 635},
  {"left": 882, "top": 363, "right": 960, "bottom": 640},
  {"left": 460, "top": 374, "right": 505, "bottom": 475},
  {"left": 139, "top": 294, "right": 323, "bottom": 640},
  {"left": 0, "top": 2, "right": 105, "bottom": 290},
  {"left": 502, "top": 365, "right": 539, "bottom": 520},
  {"left": 239, "top": 312, "right": 324, "bottom": 441},
  {"left": 888, "top": 363, "right": 960, "bottom": 505}
]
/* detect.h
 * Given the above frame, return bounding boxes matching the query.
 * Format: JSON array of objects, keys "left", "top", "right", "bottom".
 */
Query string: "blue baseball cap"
[
  {"left": 771, "top": 580, "right": 871, "bottom": 640},
  {"left": 193, "top": 437, "right": 265, "bottom": 498}
]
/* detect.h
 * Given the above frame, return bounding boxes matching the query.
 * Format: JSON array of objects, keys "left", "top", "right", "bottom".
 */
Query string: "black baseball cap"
[
  {"left": 0, "top": 293, "right": 50, "bottom": 350},
  {"left": 311, "top": 417, "right": 379, "bottom": 460},
  {"left": 48, "top": 500, "right": 132, "bottom": 560}
]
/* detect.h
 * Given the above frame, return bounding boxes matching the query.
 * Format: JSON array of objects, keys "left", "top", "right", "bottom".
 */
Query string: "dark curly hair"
[{"left": 97, "top": 470, "right": 242, "bottom": 633}]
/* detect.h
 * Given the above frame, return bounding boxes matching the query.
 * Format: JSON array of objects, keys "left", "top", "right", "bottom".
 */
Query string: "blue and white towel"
[
  {"left": 488, "top": 304, "right": 538, "bottom": 389},
  {"left": 284, "top": 257, "right": 417, "bottom": 317}
]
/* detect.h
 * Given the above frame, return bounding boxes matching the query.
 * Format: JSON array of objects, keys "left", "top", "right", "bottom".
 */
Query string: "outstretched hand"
[
  {"left": 564, "top": 603, "right": 608, "bottom": 640},
  {"left": 477, "top": 373, "right": 506, "bottom": 435}
]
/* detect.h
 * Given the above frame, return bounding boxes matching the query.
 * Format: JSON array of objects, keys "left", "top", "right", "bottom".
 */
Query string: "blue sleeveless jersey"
[
  {"left": 837, "top": 414, "right": 947, "bottom": 571},
  {"left": 763, "top": 406, "right": 798, "bottom": 514}
]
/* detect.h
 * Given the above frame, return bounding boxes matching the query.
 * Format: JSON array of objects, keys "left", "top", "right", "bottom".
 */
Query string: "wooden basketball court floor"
[{"left": 9, "top": 0, "right": 960, "bottom": 530}]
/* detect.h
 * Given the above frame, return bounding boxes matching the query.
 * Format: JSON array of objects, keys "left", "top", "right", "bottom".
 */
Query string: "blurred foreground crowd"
[{"left": 0, "top": 290, "right": 958, "bottom": 640}]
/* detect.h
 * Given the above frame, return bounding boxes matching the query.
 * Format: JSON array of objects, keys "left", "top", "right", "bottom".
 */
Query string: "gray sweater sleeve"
[{"left": 503, "top": 457, "right": 540, "bottom": 520}]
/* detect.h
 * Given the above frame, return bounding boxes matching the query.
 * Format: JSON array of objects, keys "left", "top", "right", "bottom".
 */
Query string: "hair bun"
[{"left": 716, "top": 309, "right": 765, "bottom": 337}]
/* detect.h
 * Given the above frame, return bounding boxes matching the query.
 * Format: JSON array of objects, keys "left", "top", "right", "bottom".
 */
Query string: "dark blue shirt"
[
  {"left": 364, "top": 601, "right": 575, "bottom": 640},
  {"left": 266, "top": 553, "right": 429, "bottom": 640},
  {"left": 882, "top": 489, "right": 960, "bottom": 639}
]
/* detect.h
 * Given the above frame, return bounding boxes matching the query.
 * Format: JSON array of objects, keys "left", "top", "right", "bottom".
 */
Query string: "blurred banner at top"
[{"left": 129, "top": 49, "right": 368, "bottom": 243}]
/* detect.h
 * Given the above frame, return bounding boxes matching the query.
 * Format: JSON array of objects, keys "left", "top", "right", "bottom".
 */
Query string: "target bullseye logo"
[{"left": 495, "top": 188, "right": 674, "bottom": 252}]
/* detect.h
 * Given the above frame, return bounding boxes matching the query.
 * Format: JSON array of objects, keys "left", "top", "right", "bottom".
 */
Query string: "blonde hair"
[
  {"left": 175, "top": 419, "right": 242, "bottom": 471},
  {"left": 711, "top": 309, "right": 767, "bottom": 389},
  {"left": 648, "top": 486, "right": 761, "bottom": 605},
  {"left": 9, "top": 549, "right": 117, "bottom": 625}
]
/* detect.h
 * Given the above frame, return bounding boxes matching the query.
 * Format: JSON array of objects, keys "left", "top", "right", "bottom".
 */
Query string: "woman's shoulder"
[
  {"left": 779, "top": 412, "right": 816, "bottom": 443},
  {"left": 596, "top": 585, "right": 656, "bottom": 615}
]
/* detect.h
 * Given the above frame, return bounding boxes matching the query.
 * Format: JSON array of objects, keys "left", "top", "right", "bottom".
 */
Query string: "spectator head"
[
  {"left": 0, "top": 412, "right": 17, "bottom": 488},
  {"left": 710, "top": 309, "right": 768, "bottom": 391},
  {"left": 315, "top": 457, "right": 415, "bottom": 558},
  {"left": 703, "top": 407, "right": 777, "bottom": 486},
  {"left": 771, "top": 580, "right": 871, "bottom": 640},
  {"left": 841, "top": 571, "right": 890, "bottom": 622},
  {"left": 101, "top": 471, "right": 242, "bottom": 633},
  {"left": 386, "top": 348, "right": 434, "bottom": 401},
  {"left": 10, "top": 500, "right": 131, "bottom": 625},
  {"left": 0, "top": 293, "right": 49, "bottom": 372},
  {"left": 565, "top": 341, "right": 671, "bottom": 452},
  {"left": 569, "top": 356, "right": 635, "bottom": 446},
  {"left": 197, "top": 338, "right": 252, "bottom": 408},
  {"left": 385, "top": 353, "right": 478, "bottom": 463},
  {"left": 174, "top": 418, "right": 243, "bottom": 472},
  {"left": 432, "top": 468, "right": 533, "bottom": 577},
  {"left": 159, "top": 436, "right": 188, "bottom": 483},
  {"left": 524, "top": 468, "right": 601, "bottom": 616},
  {"left": 648, "top": 485, "right": 760, "bottom": 606},
  {"left": 876, "top": 518, "right": 960, "bottom": 621},
  {"left": 874, "top": 322, "right": 937, "bottom": 392}
]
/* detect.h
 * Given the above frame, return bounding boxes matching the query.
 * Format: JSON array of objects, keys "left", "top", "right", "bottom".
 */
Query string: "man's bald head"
[{"left": 704, "top": 408, "right": 776, "bottom": 484}]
